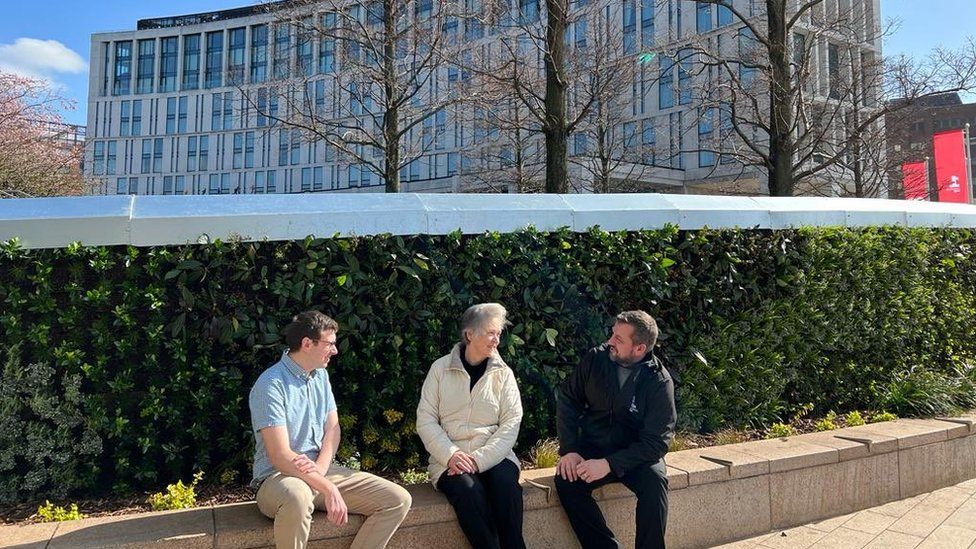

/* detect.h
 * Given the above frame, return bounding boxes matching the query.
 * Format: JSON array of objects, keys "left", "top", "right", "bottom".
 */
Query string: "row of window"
[{"left": 103, "top": 0, "right": 745, "bottom": 98}]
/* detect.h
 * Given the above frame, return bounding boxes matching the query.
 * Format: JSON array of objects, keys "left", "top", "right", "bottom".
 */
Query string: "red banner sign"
[
  {"left": 901, "top": 161, "right": 929, "bottom": 200},
  {"left": 933, "top": 129, "right": 970, "bottom": 203}
]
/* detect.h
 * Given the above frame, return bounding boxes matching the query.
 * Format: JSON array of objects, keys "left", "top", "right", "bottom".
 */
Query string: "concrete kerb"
[{"left": 4, "top": 418, "right": 975, "bottom": 549}]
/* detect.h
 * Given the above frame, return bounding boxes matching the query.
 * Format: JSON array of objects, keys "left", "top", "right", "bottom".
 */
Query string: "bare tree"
[
  {"left": 244, "top": 0, "right": 471, "bottom": 193},
  {"left": 569, "top": 10, "right": 664, "bottom": 193},
  {"left": 686, "top": 0, "right": 976, "bottom": 197},
  {"left": 462, "top": 0, "right": 649, "bottom": 193}
]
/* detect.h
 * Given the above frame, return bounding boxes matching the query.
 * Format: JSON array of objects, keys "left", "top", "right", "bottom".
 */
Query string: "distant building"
[
  {"left": 86, "top": 0, "right": 882, "bottom": 196},
  {"left": 886, "top": 93, "right": 976, "bottom": 199}
]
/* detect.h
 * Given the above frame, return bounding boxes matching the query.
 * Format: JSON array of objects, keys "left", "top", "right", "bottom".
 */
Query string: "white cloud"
[{"left": 0, "top": 38, "right": 87, "bottom": 80}]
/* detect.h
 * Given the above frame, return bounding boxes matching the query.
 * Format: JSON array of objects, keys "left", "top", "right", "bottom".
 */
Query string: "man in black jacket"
[{"left": 555, "top": 310, "right": 676, "bottom": 549}]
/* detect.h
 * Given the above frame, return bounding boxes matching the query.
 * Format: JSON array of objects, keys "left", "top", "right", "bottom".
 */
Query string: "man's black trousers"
[
  {"left": 436, "top": 459, "right": 526, "bottom": 549},
  {"left": 554, "top": 460, "right": 669, "bottom": 549}
]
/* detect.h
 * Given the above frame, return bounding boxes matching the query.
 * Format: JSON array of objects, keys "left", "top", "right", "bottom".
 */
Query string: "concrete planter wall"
[{"left": 5, "top": 415, "right": 974, "bottom": 549}]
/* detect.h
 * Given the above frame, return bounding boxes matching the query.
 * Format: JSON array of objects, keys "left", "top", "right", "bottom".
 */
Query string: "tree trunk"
[
  {"left": 383, "top": 0, "right": 400, "bottom": 193},
  {"left": 766, "top": 0, "right": 794, "bottom": 196},
  {"left": 544, "top": 0, "right": 569, "bottom": 193}
]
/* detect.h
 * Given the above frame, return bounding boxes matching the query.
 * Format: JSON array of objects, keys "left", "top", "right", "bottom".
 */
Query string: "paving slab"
[
  {"left": 47, "top": 506, "right": 214, "bottom": 548},
  {"left": 0, "top": 521, "right": 58, "bottom": 548},
  {"left": 888, "top": 502, "right": 957, "bottom": 538},
  {"left": 861, "top": 530, "right": 924, "bottom": 549},
  {"left": 850, "top": 419, "right": 956, "bottom": 450},
  {"left": 695, "top": 445, "right": 770, "bottom": 479},
  {"left": 797, "top": 431, "right": 873, "bottom": 461},
  {"left": 915, "top": 524, "right": 976, "bottom": 549},
  {"left": 841, "top": 509, "right": 898, "bottom": 535},
  {"left": 720, "top": 437, "right": 838, "bottom": 473},
  {"left": 665, "top": 450, "right": 733, "bottom": 486},
  {"left": 807, "top": 526, "right": 875, "bottom": 549},
  {"left": 757, "top": 525, "right": 826, "bottom": 549}
]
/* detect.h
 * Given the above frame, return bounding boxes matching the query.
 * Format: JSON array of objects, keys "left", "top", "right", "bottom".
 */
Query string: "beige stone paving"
[{"left": 713, "top": 479, "right": 976, "bottom": 549}]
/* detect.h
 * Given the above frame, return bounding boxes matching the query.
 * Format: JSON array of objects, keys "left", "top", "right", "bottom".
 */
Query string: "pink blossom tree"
[{"left": 0, "top": 72, "right": 87, "bottom": 197}]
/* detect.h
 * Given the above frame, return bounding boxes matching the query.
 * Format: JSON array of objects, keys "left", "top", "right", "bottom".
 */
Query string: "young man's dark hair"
[{"left": 283, "top": 310, "right": 339, "bottom": 352}]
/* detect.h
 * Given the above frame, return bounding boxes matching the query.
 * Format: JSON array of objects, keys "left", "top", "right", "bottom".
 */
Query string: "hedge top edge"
[{"left": 4, "top": 193, "right": 976, "bottom": 250}]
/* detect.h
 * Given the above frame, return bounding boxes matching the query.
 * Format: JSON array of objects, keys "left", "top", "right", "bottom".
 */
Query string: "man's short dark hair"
[
  {"left": 615, "top": 310, "right": 658, "bottom": 349},
  {"left": 283, "top": 311, "right": 339, "bottom": 352}
]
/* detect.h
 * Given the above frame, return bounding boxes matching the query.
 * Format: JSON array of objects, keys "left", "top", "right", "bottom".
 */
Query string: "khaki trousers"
[{"left": 256, "top": 465, "right": 412, "bottom": 549}]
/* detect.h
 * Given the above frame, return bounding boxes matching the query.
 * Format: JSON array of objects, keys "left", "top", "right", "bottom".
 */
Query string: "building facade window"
[
  {"left": 623, "top": 0, "right": 637, "bottom": 54},
  {"left": 697, "top": 2, "right": 712, "bottom": 33},
  {"left": 205, "top": 31, "right": 224, "bottom": 89},
  {"left": 251, "top": 24, "right": 268, "bottom": 82},
  {"left": 113, "top": 41, "right": 133, "bottom": 96},
  {"left": 228, "top": 27, "right": 246, "bottom": 84},
  {"left": 131, "top": 100, "right": 142, "bottom": 136},
  {"left": 182, "top": 34, "right": 201, "bottom": 90},
  {"left": 159, "top": 37, "right": 178, "bottom": 92},
  {"left": 136, "top": 39, "right": 155, "bottom": 94}
]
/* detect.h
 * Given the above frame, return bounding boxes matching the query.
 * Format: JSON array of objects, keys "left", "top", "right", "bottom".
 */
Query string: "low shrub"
[
  {"left": 814, "top": 411, "right": 838, "bottom": 432},
  {"left": 398, "top": 469, "right": 429, "bottom": 485},
  {"left": 875, "top": 368, "right": 962, "bottom": 416},
  {"left": 869, "top": 411, "right": 897, "bottom": 423},
  {"left": 712, "top": 429, "right": 750, "bottom": 446},
  {"left": 148, "top": 471, "right": 203, "bottom": 511},
  {"left": 528, "top": 438, "right": 561, "bottom": 468},
  {"left": 36, "top": 501, "right": 84, "bottom": 522},
  {"left": 765, "top": 423, "right": 798, "bottom": 439},
  {"left": 844, "top": 411, "right": 866, "bottom": 427}
]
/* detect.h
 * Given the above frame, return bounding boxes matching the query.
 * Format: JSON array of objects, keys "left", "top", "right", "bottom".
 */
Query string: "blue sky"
[{"left": 1, "top": 0, "right": 973, "bottom": 126}]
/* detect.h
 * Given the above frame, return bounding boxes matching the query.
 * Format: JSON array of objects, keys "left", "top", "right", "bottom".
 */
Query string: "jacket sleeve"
[
  {"left": 606, "top": 375, "right": 676, "bottom": 477},
  {"left": 557, "top": 349, "right": 594, "bottom": 456},
  {"left": 471, "top": 369, "right": 523, "bottom": 472},
  {"left": 416, "top": 363, "right": 460, "bottom": 467}
]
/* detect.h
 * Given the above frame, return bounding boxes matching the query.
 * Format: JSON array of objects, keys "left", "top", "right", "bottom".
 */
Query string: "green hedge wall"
[{"left": 2, "top": 226, "right": 976, "bottom": 504}]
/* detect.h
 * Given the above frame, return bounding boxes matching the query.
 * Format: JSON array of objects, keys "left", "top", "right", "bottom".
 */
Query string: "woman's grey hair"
[{"left": 460, "top": 303, "right": 509, "bottom": 344}]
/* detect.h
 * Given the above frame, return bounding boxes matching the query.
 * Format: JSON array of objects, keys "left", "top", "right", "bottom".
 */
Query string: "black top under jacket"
[{"left": 557, "top": 344, "right": 677, "bottom": 478}]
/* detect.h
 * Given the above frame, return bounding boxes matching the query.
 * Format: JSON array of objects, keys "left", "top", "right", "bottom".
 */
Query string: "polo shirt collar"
[{"left": 281, "top": 351, "right": 317, "bottom": 380}]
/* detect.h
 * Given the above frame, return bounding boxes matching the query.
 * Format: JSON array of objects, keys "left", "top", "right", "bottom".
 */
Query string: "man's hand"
[
  {"left": 448, "top": 451, "right": 479, "bottom": 474},
  {"left": 322, "top": 481, "right": 348, "bottom": 526},
  {"left": 556, "top": 452, "right": 584, "bottom": 481},
  {"left": 576, "top": 459, "right": 611, "bottom": 484},
  {"left": 292, "top": 454, "right": 323, "bottom": 476}
]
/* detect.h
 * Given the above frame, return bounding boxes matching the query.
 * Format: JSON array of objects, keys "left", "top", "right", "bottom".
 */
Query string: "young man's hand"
[
  {"left": 292, "top": 454, "right": 324, "bottom": 476},
  {"left": 322, "top": 481, "right": 348, "bottom": 526},
  {"left": 557, "top": 452, "right": 584, "bottom": 481},
  {"left": 575, "top": 459, "right": 611, "bottom": 483}
]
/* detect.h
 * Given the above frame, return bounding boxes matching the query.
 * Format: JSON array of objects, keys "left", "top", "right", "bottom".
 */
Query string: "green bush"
[
  {"left": 844, "top": 411, "right": 866, "bottom": 427},
  {"left": 765, "top": 422, "right": 798, "bottom": 439},
  {"left": 2, "top": 227, "right": 976, "bottom": 503},
  {"left": 36, "top": 501, "right": 84, "bottom": 522},
  {"left": 869, "top": 411, "right": 898, "bottom": 423},
  {"left": 148, "top": 471, "right": 203, "bottom": 511},
  {"left": 398, "top": 468, "right": 429, "bottom": 485},
  {"left": 0, "top": 345, "right": 102, "bottom": 503},
  {"left": 874, "top": 368, "right": 966, "bottom": 416},
  {"left": 814, "top": 411, "right": 838, "bottom": 432}
]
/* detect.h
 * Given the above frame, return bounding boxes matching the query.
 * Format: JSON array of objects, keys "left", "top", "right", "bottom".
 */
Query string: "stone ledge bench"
[{"left": 5, "top": 414, "right": 975, "bottom": 549}]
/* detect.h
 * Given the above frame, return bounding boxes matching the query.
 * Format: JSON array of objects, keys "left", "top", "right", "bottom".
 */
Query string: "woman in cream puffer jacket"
[{"left": 416, "top": 303, "right": 525, "bottom": 549}]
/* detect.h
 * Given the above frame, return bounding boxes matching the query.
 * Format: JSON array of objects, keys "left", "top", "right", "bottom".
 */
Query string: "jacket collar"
[{"left": 446, "top": 343, "right": 507, "bottom": 373}]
